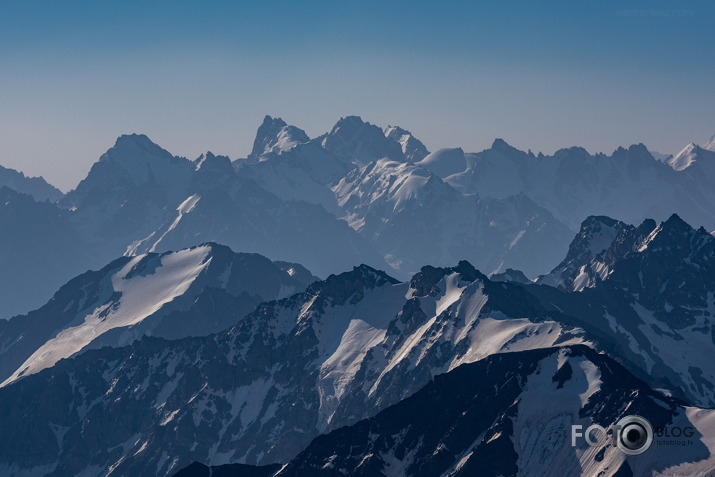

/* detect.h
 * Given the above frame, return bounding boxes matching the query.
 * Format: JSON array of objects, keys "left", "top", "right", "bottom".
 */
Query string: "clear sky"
[{"left": 1, "top": 0, "right": 713, "bottom": 191}]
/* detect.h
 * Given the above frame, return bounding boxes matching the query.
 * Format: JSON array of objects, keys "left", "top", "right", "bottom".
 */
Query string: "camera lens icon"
[{"left": 615, "top": 415, "right": 653, "bottom": 456}]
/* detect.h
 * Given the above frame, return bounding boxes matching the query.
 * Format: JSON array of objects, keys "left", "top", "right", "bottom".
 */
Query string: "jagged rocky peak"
[
  {"left": 383, "top": 125, "right": 429, "bottom": 162},
  {"left": 409, "top": 260, "right": 484, "bottom": 297},
  {"left": 610, "top": 142, "right": 657, "bottom": 165},
  {"left": 249, "top": 115, "right": 309, "bottom": 161},
  {"left": 491, "top": 137, "right": 513, "bottom": 150},
  {"left": 572, "top": 216, "right": 630, "bottom": 260},
  {"left": 193, "top": 151, "right": 234, "bottom": 175},
  {"left": 542, "top": 213, "right": 715, "bottom": 314},
  {"left": 537, "top": 215, "right": 633, "bottom": 290},
  {"left": 307, "top": 264, "right": 399, "bottom": 307},
  {"left": 477, "top": 137, "right": 533, "bottom": 163},
  {"left": 320, "top": 115, "right": 405, "bottom": 166},
  {"left": 631, "top": 213, "right": 702, "bottom": 255}
]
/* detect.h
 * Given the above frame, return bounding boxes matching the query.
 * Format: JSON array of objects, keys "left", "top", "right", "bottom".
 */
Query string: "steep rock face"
[
  {"left": 538, "top": 216, "right": 635, "bottom": 291},
  {"left": 208, "top": 346, "right": 714, "bottom": 477},
  {"left": 383, "top": 125, "right": 429, "bottom": 163},
  {"left": 539, "top": 214, "right": 715, "bottom": 313},
  {"left": 0, "top": 243, "right": 314, "bottom": 386},
  {"left": 533, "top": 214, "right": 715, "bottom": 406}
]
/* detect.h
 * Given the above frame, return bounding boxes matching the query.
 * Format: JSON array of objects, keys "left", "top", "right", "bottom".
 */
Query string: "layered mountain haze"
[
  {"left": 433, "top": 139, "right": 715, "bottom": 231},
  {"left": 1, "top": 115, "right": 714, "bottom": 477},
  {"left": 5, "top": 114, "right": 713, "bottom": 320},
  {"left": 0, "top": 164, "right": 63, "bottom": 202},
  {"left": 333, "top": 158, "right": 572, "bottom": 276},
  {"left": 0, "top": 187, "right": 93, "bottom": 319}
]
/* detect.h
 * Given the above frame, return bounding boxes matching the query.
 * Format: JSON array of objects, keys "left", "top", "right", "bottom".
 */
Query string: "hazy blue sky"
[{"left": 1, "top": 0, "right": 713, "bottom": 191}]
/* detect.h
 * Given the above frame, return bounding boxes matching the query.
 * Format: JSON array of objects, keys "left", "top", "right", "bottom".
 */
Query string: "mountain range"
[
  {"left": 0, "top": 212, "right": 713, "bottom": 476},
  {"left": 1, "top": 117, "right": 714, "bottom": 477},
  {"left": 3, "top": 116, "right": 714, "bottom": 320},
  {"left": 178, "top": 346, "right": 715, "bottom": 477}
]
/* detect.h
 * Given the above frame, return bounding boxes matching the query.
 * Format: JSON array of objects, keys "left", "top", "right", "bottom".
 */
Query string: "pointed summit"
[
  {"left": 491, "top": 138, "right": 511, "bottom": 149},
  {"left": 668, "top": 142, "right": 699, "bottom": 171},
  {"left": 96, "top": 133, "right": 190, "bottom": 186},
  {"left": 305, "top": 264, "right": 399, "bottom": 308},
  {"left": 249, "top": 115, "right": 309, "bottom": 161},
  {"left": 667, "top": 142, "right": 715, "bottom": 172},
  {"left": 485, "top": 138, "right": 526, "bottom": 158},
  {"left": 537, "top": 215, "right": 631, "bottom": 290},
  {"left": 384, "top": 125, "right": 429, "bottom": 162},
  {"left": 108, "top": 134, "right": 174, "bottom": 162},
  {"left": 320, "top": 116, "right": 405, "bottom": 166},
  {"left": 194, "top": 151, "right": 234, "bottom": 175}
]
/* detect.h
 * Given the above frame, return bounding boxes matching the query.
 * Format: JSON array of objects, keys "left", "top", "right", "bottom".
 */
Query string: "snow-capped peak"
[
  {"left": 416, "top": 147, "right": 467, "bottom": 178},
  {"left": 333, "top": 158, "right": 460, "bottom": 215},
  {"left": 384, "top": 125, "right": 429, "bottom": 162},
  {"left": 248, "top": 115, "right": 309, "bottom": 161},
  {"left": 320, "top": 116, "right": 405, "bottom": 166},
  {"left": 1, "top": 245, "right": 214, "bottom": 387},
  {"left": 538, "top": 216, "right": 629, "bottom": 291},
  {"left": 668, "top": 142, "right": 700, "bottom": 171}
]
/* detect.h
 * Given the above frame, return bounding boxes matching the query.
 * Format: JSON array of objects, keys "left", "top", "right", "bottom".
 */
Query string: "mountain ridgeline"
[
  {"left": 3, "top": 116, "right": 714, "bottom": 319},
  {"left": 0, "top": 117, "right": 714, "bottom": 477},
  {"left": 0, "top": 212, "right": 713, "bottom": 475}
]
